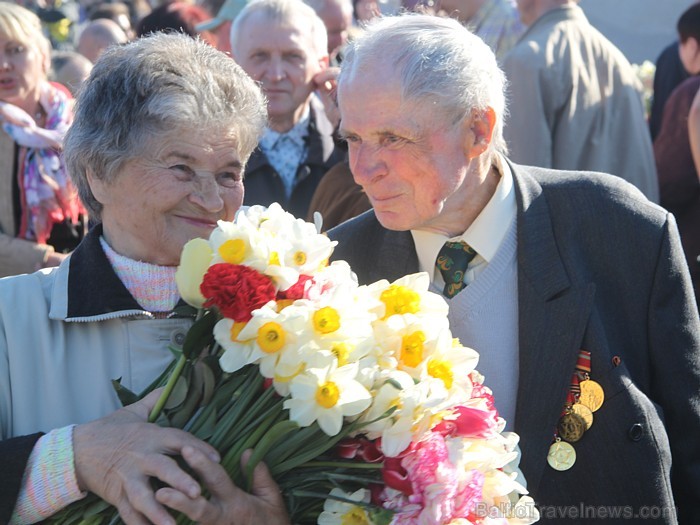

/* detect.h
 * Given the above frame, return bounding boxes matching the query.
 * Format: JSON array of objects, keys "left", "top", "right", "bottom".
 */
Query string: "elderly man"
[
  {"left": 329, "top": 14, "right": 700, "bottom": 524},
  {"left": 303, "top": 0, "right": 353, "bottom": 61},
  {"left": 502, "top": 0, "right": 659, "bottom": 202},
  {"left": 230, "top": 0, "right": 344, "bottom": 219},
  {"left": 437, "top": 0, "right": 524, "bottom": 60},
  {"left": 76, "top": 18, "right": 129, "bottom": 63}
]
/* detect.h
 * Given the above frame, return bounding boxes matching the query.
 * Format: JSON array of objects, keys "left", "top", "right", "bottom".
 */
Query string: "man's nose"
[{"left": 350, "top": 143, "right": 385, "bottom": 186}]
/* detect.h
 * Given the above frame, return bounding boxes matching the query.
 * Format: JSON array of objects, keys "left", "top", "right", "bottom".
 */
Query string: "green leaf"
[
  {"left": 164, "top": 375, "right": 189, "bottom": 410},
  {"left": 181, "top": 310, "right": 219, "bottom": 359},
  {"left": 111, "top": 379, "right": 138, "bottom": 407},
  {"left": 171, "top": 303, "right": 198, "bottom": 317},
  {"left": 245, "top": 419, "right": 300, "bottom": 490}
]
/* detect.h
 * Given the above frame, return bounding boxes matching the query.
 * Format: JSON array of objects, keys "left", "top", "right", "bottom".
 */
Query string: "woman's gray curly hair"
[{"left": 65, "top": 32, "right": 267, "bottom": 220}]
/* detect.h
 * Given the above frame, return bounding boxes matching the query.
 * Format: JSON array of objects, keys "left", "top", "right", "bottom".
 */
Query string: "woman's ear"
[
  {"left": 465, "top": 107, "right": 496, "bottom": 159},
  {"left": 86, "top": 170, "right": 110, "bottom": 206}
]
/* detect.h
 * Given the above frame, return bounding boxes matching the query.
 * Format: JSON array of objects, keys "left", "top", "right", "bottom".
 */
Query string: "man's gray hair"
[
  {"left": 64, "top": 32, "right": 267, "bottom": 220},
  {"left": 340, "top": 14, "right": 508, "bottom": 154},
  {"left": 230, "top": 0, "right": 328, "bottom": 59}
]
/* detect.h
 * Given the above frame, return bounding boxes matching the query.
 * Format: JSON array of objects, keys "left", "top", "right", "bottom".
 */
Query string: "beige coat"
[
  {"left": 502, "top": 5, "right": 659, "bottom": 202},
  {"left": 0, "top": 130, "right": 54, "bottom": 276},
  {"left": 0, "top": 227, "right": 191, "bottom": 438}
]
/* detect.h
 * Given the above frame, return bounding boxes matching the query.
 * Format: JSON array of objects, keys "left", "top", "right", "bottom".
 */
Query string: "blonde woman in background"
[{"left": 0, "top": 2, "right": 86, "bottom": 277}]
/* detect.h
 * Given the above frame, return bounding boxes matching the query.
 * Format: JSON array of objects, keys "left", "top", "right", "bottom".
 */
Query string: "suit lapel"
[
  {"left": 369, "top": 225, "right": 420, "bottom": 283},
  {"left": 510, "top": 163, "right": 596, "bottom": 492}
]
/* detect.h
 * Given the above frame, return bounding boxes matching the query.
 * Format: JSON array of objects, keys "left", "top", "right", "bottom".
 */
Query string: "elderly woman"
[
  {"left": 0, "top": 3, "right": 86, "bottom": 277},
  {"left": 0, "top": 33, "right": 289, "bottom": 525}
]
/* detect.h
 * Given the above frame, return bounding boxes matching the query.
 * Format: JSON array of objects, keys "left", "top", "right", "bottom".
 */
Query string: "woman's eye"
[{"left": 171, "top": 164, "right": 195, "bottom": 178}]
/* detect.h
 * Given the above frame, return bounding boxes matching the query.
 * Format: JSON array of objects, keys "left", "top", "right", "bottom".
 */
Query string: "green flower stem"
[
  {"left": 148, "top": 351, "right": 187, "bottom": 423},
  {"left": 295, "top": 461, "right": 384, "bottom": 469},
  {"left": 245, "top": 419, "right": 300, "bottom": 490}
]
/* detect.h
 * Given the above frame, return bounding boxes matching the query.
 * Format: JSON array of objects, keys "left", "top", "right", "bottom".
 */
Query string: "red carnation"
[
  {"left": 433, "top": 405, "right": 500, "bottom": 439},
  {"left": 277, "top": 274, "right": 314, "bottom": 301},
  {"left": 200, "top": 263, "right": 276, "bottom": 322}
]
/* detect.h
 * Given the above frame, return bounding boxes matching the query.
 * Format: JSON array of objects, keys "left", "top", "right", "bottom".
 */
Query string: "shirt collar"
[
  {"left": 411, "top": 153, "right": 517, "bottom": 280},
  {"left": 259, "top": 103, "right": 311, "bottom": 152}
]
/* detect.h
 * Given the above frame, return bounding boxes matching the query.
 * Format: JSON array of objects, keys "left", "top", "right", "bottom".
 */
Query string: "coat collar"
[
  {"left": 509, "top": 160, "right": 595, "bottom": 491},
  {"left": 519, "top": 3, "right": 587, "bottom": 41},
  {"left": 49, "top": 224, "right": 149, "bottom": 321},
  {"left": 246, "top": 96, "right": 337, "bottom": 174}
]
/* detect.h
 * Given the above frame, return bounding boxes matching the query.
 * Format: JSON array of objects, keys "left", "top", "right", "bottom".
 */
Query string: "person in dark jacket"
[{"left": 230, "top": 0, "right": 344, "bottom": 219}]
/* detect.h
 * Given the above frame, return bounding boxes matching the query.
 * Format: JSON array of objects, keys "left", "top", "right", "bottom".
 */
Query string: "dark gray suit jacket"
[{"left": 329, "top": 161, "right": 700, "bottom": 524}]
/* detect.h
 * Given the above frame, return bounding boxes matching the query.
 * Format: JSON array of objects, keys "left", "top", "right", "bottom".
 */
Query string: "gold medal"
[
  {"left": 547, "top": 440, "right": 576, "bottom": 471},
  {"left": 579, "top": 379, "right": 604, "bottom": 412},
  {"left": 557, "top": 412, "right": 586, "bottom": 442},
  {"left": 571, "top": 403, "right": 593, "bottom": 430}
]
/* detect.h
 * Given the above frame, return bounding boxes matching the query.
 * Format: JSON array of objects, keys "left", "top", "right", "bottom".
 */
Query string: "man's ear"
[{"left": 465, "top": 107, "right": 496, "bottom": 159}]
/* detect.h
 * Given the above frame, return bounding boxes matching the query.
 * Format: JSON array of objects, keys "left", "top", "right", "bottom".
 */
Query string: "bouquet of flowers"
[{"left": 51, "top": 203, "right": 539, "bottom": 525}]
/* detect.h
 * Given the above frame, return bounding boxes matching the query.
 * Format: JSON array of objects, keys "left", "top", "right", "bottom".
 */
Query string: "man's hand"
[
  {"left": 154, "top": 448, "right": 290, "bottom": 525},
  {"left": 73, "top": 390, "right": 222, "bottom": 525},
  {"left": 313, "top": 67, "right": 341, "bottom": 129}
]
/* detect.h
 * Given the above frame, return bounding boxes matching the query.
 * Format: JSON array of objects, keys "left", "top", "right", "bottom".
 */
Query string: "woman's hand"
[
  {"left": 72, "top": 390, "right": 222, "bottom": 525},
  {"left": 155, "top": 448, "right": 290, "bottom": 525}
]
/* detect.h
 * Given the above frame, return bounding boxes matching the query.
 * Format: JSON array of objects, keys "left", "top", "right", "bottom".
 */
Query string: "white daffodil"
[
  {"left": 421, "top": 338, "right": 480, "bottom": 395},
  {"left": 281, "top": 218, "right": 337, "bottom": 275},
  {"left": 372, "top": 312, "right": 450, "bottom": 378},
  {"left": 360, "top": 371, "right": 440, "bottom": 456},
  {"left": 233, "top": 303, "right": 312, "bottom": 379},
  {"left": 216, "top": 317, "right": 256, "bottom": 373},
  {"left": 367, "top": 272, "right": 449, "bottom": 321},
  {"left": 284, "top": 361, "right": 372, "bottom": 436},
  {"left": 317, "top": 488, "right": 371, "bottom": 525},
  {"left": 175, "top": 237, "right": 213, "bottom": 308},
  {"left": 209, "top": 218, "right": 269, "bottom": 269}
]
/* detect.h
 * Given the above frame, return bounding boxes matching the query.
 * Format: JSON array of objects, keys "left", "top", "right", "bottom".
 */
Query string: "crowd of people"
[{"left": 0, "top": 0, "right": 698, "bottom": 523}]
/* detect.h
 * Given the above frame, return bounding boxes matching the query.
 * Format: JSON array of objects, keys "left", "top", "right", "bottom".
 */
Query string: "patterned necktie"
[{"left": 435, "top": 241, "right": 478, "bottom": 298}]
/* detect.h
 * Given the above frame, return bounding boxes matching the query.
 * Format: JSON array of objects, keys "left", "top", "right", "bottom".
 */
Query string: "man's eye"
[
  {"left": 382, "top": 135, "right": 404, "bottom": 146},
  {"left": 217, "top": 172, "right": 241, "bottom": 186}
]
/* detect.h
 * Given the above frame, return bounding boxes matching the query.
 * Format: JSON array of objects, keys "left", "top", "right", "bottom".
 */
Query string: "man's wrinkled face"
[
  {"left": 337, "top": 66, "right": 486, "bottom": 236},
  {"left": 233, "top": 11, "right": 327, "bottom": 127}
]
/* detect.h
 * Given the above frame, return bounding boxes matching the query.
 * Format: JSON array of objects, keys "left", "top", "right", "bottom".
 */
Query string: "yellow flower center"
[
  {"left": 269, "top": 251, "right": 281, "bottom": 266},
  {"left": 316, "top": 381, "right": 340, "bottom": 408},
  {"left": 313, "top": 306, "right": 341, "bottom": 334},
  {"left": 331, "top": 342, "right": 351, "bottom": 366},
  {"left": 276, "top": 299, "right": 294, "bottom": 312},
  {"left": 380, "top": 285, "right": 420, "bottom": 319},
  {"left": 400, "top": 331, "right": 426, "bottom": 368},
  {"left": 229, "top": 321, "right": 247, "bottom": 341},
  {"left": 218, "top": 239, "right": 246, "bottom": 264},
  {"left": 341, "top": 507, "right": 370, "bottom": 525},
  {"left": 293, "top": 251, "right": 307, "bottom": 265},
  {"left": 257, "top": 322, "right": 285, "bottom": 353},
  {"left": 427, "top": 358, "right": 454, "bottom": 389}
]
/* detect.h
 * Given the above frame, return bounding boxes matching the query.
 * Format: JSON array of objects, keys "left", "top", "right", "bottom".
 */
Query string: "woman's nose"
[{"left": 190, "top": 175, "right": 224, "bottom": 212}]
